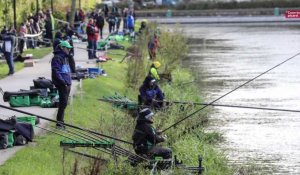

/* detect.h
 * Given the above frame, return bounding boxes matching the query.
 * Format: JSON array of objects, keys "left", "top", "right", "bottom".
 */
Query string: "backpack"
[{"left": 33, "top": 77, "right": 54, "bottom": 89}]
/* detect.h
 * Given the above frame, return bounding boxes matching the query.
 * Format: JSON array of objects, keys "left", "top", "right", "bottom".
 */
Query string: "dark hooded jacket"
[
  {"left": 51, "top": 47, "right": 72, "bottom": 87},
  {"left": 132, "top": 115, "right": 164, "bottom": 154},
  {"left": 139, "top": 76, "right": 164, "bottom": 103}
]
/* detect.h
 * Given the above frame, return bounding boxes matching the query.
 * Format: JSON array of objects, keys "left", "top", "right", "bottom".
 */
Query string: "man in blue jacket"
[
  {"left": 139, "top": 76, "right": 164, "bottom": 109},
  {"left": 51, "top": 40, "right": 72, "bottom": 129}
]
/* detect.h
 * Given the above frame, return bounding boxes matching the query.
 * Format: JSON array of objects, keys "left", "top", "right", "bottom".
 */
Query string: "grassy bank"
[
  {"left": 23, "top": 47, "right": 53, "bottom": 59},
  {"left": 0, "top": 28, "right": 231, "bottom": 174},
  {"left": 0, "top": 47, "right": 52, "bottom": 79}
]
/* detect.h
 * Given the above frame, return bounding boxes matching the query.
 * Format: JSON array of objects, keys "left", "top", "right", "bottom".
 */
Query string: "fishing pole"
[
  {"left": 165, "top": 100, "right": 300, "bottom": 113},
  {"left": 65, "top": 148, "right": 108, "bottom": 161},
  {"left": 37, "top": 115, "right": 144, "bottom": 161},
  {"left": 1, "top": 106, "right": 145, "bottom": 161},
  {"left": 0, "top": 104, "right": 133, "bottom": 145},
  {"left": 35, "top": 125, "right": 77, "bottom": 142},
  {"left": 41, "top": 114, "right": 148, "bottom": 162},
  {"left": 161, "top": 51, "right": 300, "bottom": 133},
  {"left": 98, "top": 98, "right": 300, "bottom": 114}
]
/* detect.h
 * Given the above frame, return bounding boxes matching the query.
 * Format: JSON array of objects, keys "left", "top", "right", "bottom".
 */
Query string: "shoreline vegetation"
[{"left": 0, "top": 22, "right": 232, "bottom": 174}]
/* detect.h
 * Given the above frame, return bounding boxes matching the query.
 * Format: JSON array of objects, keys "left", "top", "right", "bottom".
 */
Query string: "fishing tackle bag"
[{"left": 33, "top": 77, "right": 54, "bottom": 89}]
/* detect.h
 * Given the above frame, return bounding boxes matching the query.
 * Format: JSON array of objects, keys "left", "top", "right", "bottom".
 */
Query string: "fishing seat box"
[
  {"left": 3, "top": 90, "right": 42, "bottom": 107},
  {"left": 16, "top": 116, "right": 38, "bottom": 126},
  {"left": 9, "top": 96, "right": 30, "bottom": 107}
]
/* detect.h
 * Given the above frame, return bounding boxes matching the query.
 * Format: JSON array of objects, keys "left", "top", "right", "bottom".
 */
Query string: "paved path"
[{"left": 0, "top": 41, "right": 100, "bottom": 165}]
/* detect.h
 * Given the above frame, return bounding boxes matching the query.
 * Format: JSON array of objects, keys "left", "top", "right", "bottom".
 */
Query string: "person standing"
[
  {"left": 51, "top": 41, "right": 73, "bottom": 129},
  {"left": 107, "top": 13, "right": 116, "bottom": 34},
  {"left": 148, "top": 33, "right": 160, "bottom": 60},
  {"left": 127, "top": 11, "right": 135, "bottom": 34},
  {"left": 95, "top": 12, "right": 105, "bottom": 39},
  {"left": 122, "top": 8, "right": 128, "bottom": 32},
  {"left": 86, "top": 19, "right": 97, "bottom": 59},
  {"left": 19, "top": 22, "right": 27, "bottom": 54},
  {"left": 115, "top": 10, "right": 121, "bottom": 33},
  {"left": 1, "top": 29, "right": 16, "bottom": 75},
  {"left": 103, "top": 4, "right": 109, "bottom": 18}
]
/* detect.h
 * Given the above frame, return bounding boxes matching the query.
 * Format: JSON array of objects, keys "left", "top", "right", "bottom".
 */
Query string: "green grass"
[
  {"left": 0, "top": 32, "right": 232, "bottom": 174},
  {"left": 0, "top": 62, "right": 24, "bottom": 79},
  {"left": 0, "top": 47, "right": 52, "bottom": 79},
  {"left": 23, "top": 47, "right": 53, "bottom": 59}
]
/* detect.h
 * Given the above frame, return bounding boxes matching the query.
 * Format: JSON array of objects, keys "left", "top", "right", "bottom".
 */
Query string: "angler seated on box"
[
  {"left": 132, "top": 108, "right": 172, "bottom": 159},
  {"left": 139, "top": 76, "right": 164, "bottom": 109}
]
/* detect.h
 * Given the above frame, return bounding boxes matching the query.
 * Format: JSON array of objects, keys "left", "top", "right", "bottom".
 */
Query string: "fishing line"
[
  {"left": 99, "top": 98, "right": 300, "bottom": 114},
  {"left": 161, "top": 51, "right": 300, "bottom": 133},
  {"left": 65, "top": 148, "right": 108, "bottom": 161}
]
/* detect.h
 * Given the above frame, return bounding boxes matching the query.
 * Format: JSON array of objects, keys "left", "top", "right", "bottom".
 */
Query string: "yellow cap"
[{"left": 153, "top": 61, "right": 161, "bottom": 68}]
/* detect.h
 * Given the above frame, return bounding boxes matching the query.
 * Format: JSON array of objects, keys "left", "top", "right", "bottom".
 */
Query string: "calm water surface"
[{"left": 179, "top": 24, "right": 300, "bottom": 174}]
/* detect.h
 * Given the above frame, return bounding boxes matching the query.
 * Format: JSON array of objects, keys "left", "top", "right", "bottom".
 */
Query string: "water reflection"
[{"left": 181, "top": 24, "right": 300, "bottom": 174}]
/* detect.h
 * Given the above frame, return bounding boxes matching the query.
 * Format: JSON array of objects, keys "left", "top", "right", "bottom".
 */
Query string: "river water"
[{"left": 180, "top": 24, "right": 300, "bottom": 174}]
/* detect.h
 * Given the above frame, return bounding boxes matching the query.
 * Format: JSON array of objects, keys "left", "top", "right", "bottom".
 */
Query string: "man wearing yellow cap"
[{"left": 149, "top": 61, "right": 161, "bottom": 81}]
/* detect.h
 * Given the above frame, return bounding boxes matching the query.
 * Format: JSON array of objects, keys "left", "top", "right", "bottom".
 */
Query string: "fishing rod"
[
  {"left": 0, "top": 104, "right": 133, "bottom": 145},
  {"left": 0, "top": 105, "right": 146, "bottom": 162},
  {"left": 64, "top": 148, "right": 108, "bottom": 161},
  {"left": 35, "top": 125, "right": 77, "bottom": 142},
  {"left": 98, "top": 98, "right": 300, "bottom": 114},
  {"left": 62, "top": 126, "right": 145, "bottom": 161},
  {"left": 37, "top": 125, "right": 117, "bottom": 159},
  {"left": 165, "top": 100, "right": 300, "bottom": 113},
  {"left": 161, "top": 51, "right": 300, "bottom": 133},
  {"left": 36, "top": 114, "right": 146, "bottom": 162}
]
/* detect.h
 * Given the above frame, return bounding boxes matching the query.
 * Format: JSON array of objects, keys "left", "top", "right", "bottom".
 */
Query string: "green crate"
[
  {"left": 16, "top": 116, "right": 37, "bottom": 126},
  {"left": 9, "top": 95, "right": 30, "bottom": 107},
  {"left": 30, "top": 95, "right": 41, "bottom": 106},
  {"left": 40, "top": 97, "right": 53, "bottom": 108}
]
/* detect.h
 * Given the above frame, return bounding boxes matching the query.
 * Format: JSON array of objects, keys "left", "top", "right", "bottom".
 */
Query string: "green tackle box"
[
  {"left": 40, "top": 97, "right": 53, "bottom": 108},
  {"left": 16, "top": 116, "right": 37, "bottom": 126},
  {"left": 9, "top": 95, "right": 30, "bottom": 107},
  {"left": 30, "top": 95, "right": 41, "bottom": 106}
]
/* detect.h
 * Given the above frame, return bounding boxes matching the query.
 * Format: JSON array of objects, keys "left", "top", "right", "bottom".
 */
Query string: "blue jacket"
[
  {"left": 127, "top": 15, "right": 134, "bottom": 29},
  {"left": 51, "top": 49, "right": 72, "bottom": 86},
  {"left": 139, "top": 77, "right": 164, "bottom": 102}
]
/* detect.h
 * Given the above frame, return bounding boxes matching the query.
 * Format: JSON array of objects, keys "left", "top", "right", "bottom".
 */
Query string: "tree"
[{"left": 69, "top": 0, "right": 76, "bottom": 27}]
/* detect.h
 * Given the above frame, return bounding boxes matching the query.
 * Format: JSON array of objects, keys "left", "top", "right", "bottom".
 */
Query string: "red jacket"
[{"left": 86, "top": 23, "right": 96, "bottom": 41}]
